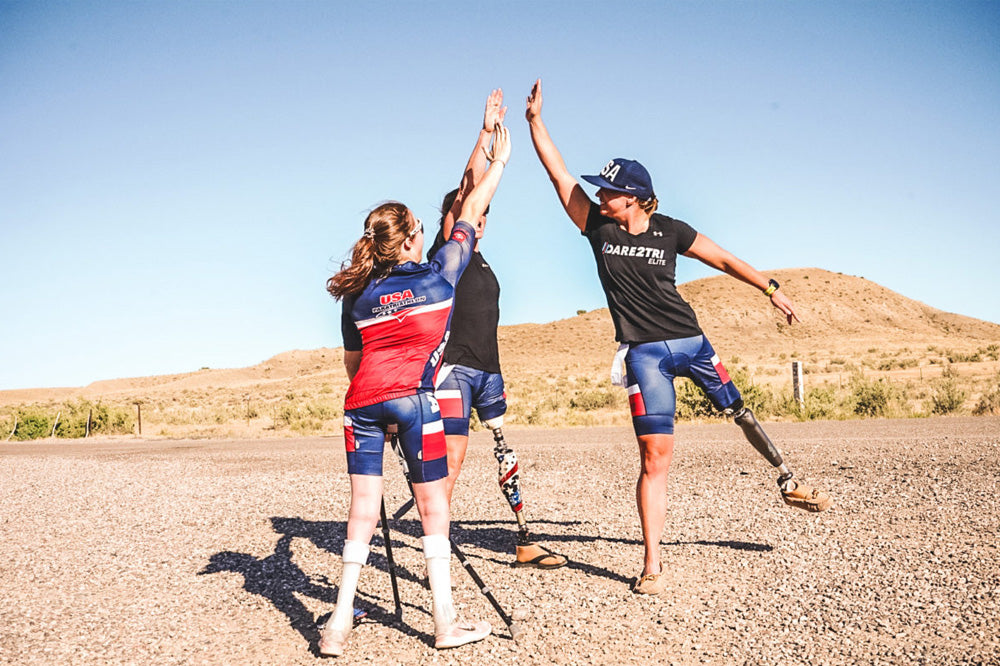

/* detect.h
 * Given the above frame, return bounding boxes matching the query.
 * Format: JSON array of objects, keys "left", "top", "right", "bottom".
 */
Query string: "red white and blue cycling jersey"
[{"left": 341, "top": 221, "right": 475, "bottom": 410}]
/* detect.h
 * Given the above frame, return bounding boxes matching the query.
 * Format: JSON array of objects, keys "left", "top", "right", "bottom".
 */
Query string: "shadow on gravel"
[
  {"left": 663, "top": 539, "right": 773, "bottom": 552},
  {"left": 200, "top": 516, "right": 434, "bottom": 654}
]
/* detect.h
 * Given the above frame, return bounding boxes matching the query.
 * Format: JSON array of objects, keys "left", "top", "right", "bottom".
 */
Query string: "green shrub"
[
  {"left": 851, "top": 375, "right": 893, "bottom": 417},
  {"left": 931, "top": 373, "right": 967, "bottom": 415},
  {"left": 802, "top": 386, "right": 842, "bottom": 420},
  {"left": 11, "top": 408, "right": 53, "bottom": 440}
]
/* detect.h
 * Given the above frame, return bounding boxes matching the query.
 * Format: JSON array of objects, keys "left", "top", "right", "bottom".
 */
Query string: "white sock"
[
  {"left": 328, "top": 540, "right": 370, "bottom": 631},
  {"left": 421, "top": 534, "right": 456, "bottom": 629}
]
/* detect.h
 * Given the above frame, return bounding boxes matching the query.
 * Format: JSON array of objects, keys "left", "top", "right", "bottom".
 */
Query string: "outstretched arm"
[
  {"left": 683, "top": 234, "right": 800, "bottom": 324},
  {"left": 442, "top": 89, "right": 507, "bottom": 239},
  {"left": 457, "top": 124, "right": 511, "bottom": 224},
  {"left": 525, "top": 78, "right": 591, "bottom": 231}
]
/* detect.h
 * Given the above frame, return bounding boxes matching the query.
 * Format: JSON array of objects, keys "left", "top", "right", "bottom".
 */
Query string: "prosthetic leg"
[
  {"left": 726, "top": 400, "right": 832, "bottom": 512},
  {"left": 483, "top": 416, "right": 568, "bottom": 568}
]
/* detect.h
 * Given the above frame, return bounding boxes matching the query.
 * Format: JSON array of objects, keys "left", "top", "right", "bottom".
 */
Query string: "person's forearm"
[
  {"left": 458, "top": 160, "right": 505, "bottom": 223},
  {"left": 445, "top": 129, "right": 493, "bottom": 238},
  {"left": 720, "top": 257, "right": 769, "bottom": 292},
  {"left": 528, "top": 117, "right": 571, "bottom": 187}
]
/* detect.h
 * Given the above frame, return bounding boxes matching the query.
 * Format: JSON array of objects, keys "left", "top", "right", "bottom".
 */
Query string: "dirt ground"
[{"left": 2, "top": 417, "right": 998, "bottom": 665}]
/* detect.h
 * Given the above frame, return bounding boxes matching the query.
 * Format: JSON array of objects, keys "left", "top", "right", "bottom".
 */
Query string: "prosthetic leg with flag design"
[{"left": 482, "top": 415, "right": 568, "bottom": 569}]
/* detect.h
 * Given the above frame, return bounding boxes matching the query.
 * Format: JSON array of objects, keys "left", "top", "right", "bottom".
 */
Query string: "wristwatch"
[{"left": 764, "top": 279, "right": 780, "bottom": 297}]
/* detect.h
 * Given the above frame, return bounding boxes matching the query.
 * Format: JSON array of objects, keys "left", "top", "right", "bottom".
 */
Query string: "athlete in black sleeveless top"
[
  {"left": 430, "top": 89, "right": 567, "bottom": 570},
  {"left": 526, "top": 78, "right": 831, "bottom": 595}
]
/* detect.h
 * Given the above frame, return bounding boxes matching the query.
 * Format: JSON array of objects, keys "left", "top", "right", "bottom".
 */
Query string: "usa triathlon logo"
[
  {"left": 601, "top": 242, "right": 667, "bottom": 266},
  {"left": 372, "top": 289, "right": 427, "bottom": 314}
]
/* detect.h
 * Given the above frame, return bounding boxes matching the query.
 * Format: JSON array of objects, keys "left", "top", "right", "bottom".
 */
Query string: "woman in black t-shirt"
[
  {"left": 430, "top": 89, "right": 567, "bottom": 570},
  {"left": 525, "top": 79, "right": 831, "bottom": 595}
]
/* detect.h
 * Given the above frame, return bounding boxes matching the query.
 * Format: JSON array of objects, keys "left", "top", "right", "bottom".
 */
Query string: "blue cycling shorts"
[
  {"left": 343, "top": 391, "right": 447, "bottom": 483},
  {"left": 625, "top": 335, "right": 741, "bottom": 436},
  {"left": 433, "top": 364, "right": 507, "bottom": 436}
]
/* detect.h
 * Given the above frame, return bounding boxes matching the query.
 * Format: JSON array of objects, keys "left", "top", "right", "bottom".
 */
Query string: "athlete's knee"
[{"left": 637, "top": 434, "right": 674, "bottom": 476}]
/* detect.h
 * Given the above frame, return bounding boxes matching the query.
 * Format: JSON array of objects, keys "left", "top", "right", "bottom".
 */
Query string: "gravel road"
[{"left": 2, "top": 417, "right": 998, "bottom": 665}]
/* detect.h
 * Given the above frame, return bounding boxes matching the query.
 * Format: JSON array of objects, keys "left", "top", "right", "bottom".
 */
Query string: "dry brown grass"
[{"left": 3, "top": 268, "right": 999, "bottom": 438}]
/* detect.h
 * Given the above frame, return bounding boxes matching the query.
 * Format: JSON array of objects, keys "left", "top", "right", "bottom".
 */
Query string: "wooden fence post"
[
  {"left": 792, "top": 361, "right": 805, "bottom": 409},
  {"left": 135, "top": 402, "right": 143, "bottom": 437}
]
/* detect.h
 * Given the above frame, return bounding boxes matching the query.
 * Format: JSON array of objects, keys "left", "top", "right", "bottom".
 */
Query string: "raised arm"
[
  {"left": 683, "top": 234, "right": 800, "bottom": 324},
  {"left": 525, "top": 78, "right": 592, "bottom": 231},
  {"left": 442, "top": 89, "right": 507, "bottom": 240},
  {"left": 457, "top": 123, "right": 511, "bottom": 224}
]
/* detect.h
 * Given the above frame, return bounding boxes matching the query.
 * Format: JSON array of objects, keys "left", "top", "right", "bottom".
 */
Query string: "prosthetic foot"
[
  {"left": 728, "top": 401, "right": 832, "bottom": 512},
  {"left": 485, "top": 416, "right": 569, "bottom": 569},
  {"left": 781, "top": 481, "right": 832, "bottom": 512}
]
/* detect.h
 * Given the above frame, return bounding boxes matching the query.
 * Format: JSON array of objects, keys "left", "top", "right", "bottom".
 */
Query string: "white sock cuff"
[
  {"left": 421, "top": 534, "right": 451, "bottom": 560},
  {"left": 342, "top": 539, "right": 370, "bottom": 565}
]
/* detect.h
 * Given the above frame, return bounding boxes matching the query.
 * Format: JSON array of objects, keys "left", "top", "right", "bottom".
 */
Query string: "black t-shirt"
[
  {"left": 583, "top": 203, "right": 703, "bottom": 343},
  {"left": 428, "top": 229, "right": 502, "bottom": 373}
]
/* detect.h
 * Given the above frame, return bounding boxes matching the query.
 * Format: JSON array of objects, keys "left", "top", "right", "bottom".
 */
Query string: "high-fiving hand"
[
  {"left": 525, "top": 78, "right": 543, "bottom": 122},
  {"left": 484, "top": 88, "right": 507, "bottom": 132}
]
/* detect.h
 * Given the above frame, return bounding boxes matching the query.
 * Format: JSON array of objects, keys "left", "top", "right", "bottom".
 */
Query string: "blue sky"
[{"left": 1, "top": 0, "right": 998, "bottom": 390}]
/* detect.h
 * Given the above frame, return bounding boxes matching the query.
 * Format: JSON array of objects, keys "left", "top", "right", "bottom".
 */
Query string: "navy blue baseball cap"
[{"left": 581, "top": 158, "right": 655, "bottom": 201}]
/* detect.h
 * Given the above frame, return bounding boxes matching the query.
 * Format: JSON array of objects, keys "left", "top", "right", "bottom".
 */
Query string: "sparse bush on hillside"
[
  {"left": 973, "top": 374, "right": 1000, "bottom": 416},
  {"left": 273, "top": 399, "right": 340, "bottom": 434},
  {"left": 930, "top": 365, "right": 967, "bottom": 415},
  {"left": 570, "top": 389, "right": 620, "bottom": 411}
]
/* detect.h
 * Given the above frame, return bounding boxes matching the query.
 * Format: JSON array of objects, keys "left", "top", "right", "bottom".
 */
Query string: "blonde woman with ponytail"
[{"left": 319, "top": 115, "right": 511, "bottom": 657}]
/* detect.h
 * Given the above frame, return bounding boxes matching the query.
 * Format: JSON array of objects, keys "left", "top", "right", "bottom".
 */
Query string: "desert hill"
[
  {"left": 3, "top": 268, "right": 998, "bottom": 406},
  {"left": 3, "top": 268, "right": 999, "bottom": 437}
]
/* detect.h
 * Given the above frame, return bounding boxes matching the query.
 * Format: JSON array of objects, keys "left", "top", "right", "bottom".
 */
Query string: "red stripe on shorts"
[
  {"left": 436, "top": 390, "right": 463, "bottom": 419},
  {"left": 628, "top": 385, "right": 646, "bottom": 417},
  {"left": 344, "top": 424, "right": 356, "bottom": 452},
  {"left": 422, "top": 422, "right": 446, "bottom": 461},
  {"left": 712, "top": 354, "right": 732, "bottom": 384}
]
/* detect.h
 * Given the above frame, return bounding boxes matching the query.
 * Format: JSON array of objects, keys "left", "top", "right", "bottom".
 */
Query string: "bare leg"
[
  {"left": 635, "top": 433, "right": 674, "bottom": 577},
  {"left": 412, "top": 477, "right": 450, "bottom": 536},
  {"left": 412, "top": 477, "right": 490, "bottom": 649},
  {"left": 444, "top": 434, "right": 470, "bottom": 505},
  {"left": 346, "top": 473, "right": 384, "bottom": 543},
  {"left": 320, "top": 474, "right": 383, "bottom": 656}
]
